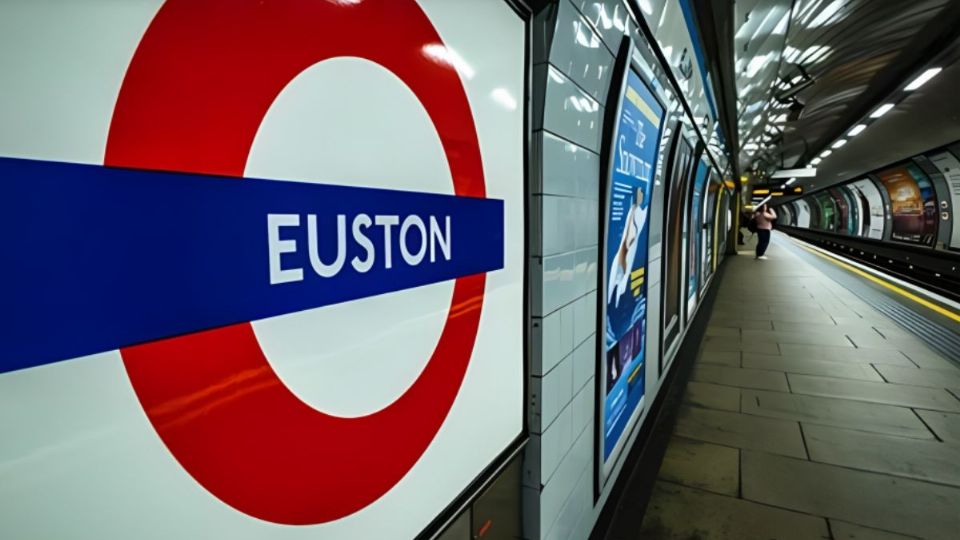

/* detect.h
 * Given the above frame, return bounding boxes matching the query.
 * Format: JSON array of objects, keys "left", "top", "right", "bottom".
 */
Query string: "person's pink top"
[{"left": 754, "top": 208, "right": 776, "bottom": 230}]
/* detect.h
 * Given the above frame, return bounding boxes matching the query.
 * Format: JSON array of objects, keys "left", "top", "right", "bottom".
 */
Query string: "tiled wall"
[{"left": 524, "top": 2, "right": 633, "bottom": 539}]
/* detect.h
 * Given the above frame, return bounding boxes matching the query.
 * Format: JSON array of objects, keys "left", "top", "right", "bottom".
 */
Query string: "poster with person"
[{"left": 602, "top": 68, "right": 664, "bottom": 463}]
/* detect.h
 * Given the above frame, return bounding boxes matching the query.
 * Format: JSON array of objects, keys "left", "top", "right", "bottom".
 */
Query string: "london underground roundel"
[
  {"left": 109, "top": 0, "right": 487, "bottom": 525},
  {"left": 0, "top": 0, "right": 524, "bottom": 536}
]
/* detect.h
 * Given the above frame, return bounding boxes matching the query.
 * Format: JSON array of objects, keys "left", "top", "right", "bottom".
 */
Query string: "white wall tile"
[
  {"left": 541, "top": 195, "right": 577, "bottom": 256},
  {"left": 573, "top": 335, "right": 595, "bottom": 391},
  {"left": 542, "top": 66, "right": 602, "bottom": 153},
  {"left": 572, "top": 1, "right": 632, "bottom": 54},
  {"left": 545, "top": 462, "right": 592, "bottom": 540},
  {"left": 540, "top": 356, "right": 574, "bottom": 432},
  {"left": 571, "top": 378, "right": 594, "bottom": 437},
  {"left": 572, "top": 290, "right": 597, "bottom": 345},
  {"left": 542, "top": 131, "right": 597, "bottom": 198},
  {"left": 541, "top": 307, "right": 574, "bottom": 376},
  {"left": 540, "top": 421, "right": 593, "bottom": 536},
  {"left": 549, "top": 0, "right": 615, "bottom": 101},
  {"left": 542, "top": 251, "right": 577, "bottom": 315},
  {"left": 540, "top": 404, "right": 573, "bottom": 485}
]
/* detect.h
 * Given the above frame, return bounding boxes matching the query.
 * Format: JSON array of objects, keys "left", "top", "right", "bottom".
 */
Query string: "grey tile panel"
[
  {"left": 777, "top": 344, "right": 915, "bottom": 366},
  {"left": 691, "top": 365, "right": 790, "bottom": 392},
  {"left": 674, "top": 406, "right": 807, "bottom": 459},
  {"left": 802, "top": 423, "right": 960, "bottom": 486},
  {"left": 741, "top": 328, "right": 854, "bottom": 347},
  {"left": 742, "top": 450, "right": 960, "bottom": 539},
  {"left": 741, "top": 389, "right": 933, "bottom": 439},
  {"left": 702, "top": 336, "right": 780, "bottom": 355},
  {"left": 873, "top": 364, "right": 960, "bottom": 389},
  {"left": 707, "top": 317, "right": 774, "bottom": 331},
  {"left": 741, "top": 354, "right": 884, "bottom": 381},
  {"left": 705, "top": 326, "right": 740, "bottom": 338},
  {"left": 657, "top": 437, "right": 739, "bottom": 496},
  {"left": 916, "top": 410, "right": 960, "bottom": 444},
  {"left": 640, "top": 481, "right": 831, "bottom": 540},
  {"left": 829, "top": 521, "right": 920, "bottom": 540},
  {"left": 697, "top": 349, "right": 740, "bottom": 367},
  {"left": 683, "top": 381, "right": 740, "bottom": 413},
  {"left": 787, "top": 374, "right": 960, "bottom": 413}
]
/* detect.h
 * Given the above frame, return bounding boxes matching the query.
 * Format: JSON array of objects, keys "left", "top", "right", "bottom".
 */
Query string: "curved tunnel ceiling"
[{"left": 731, "top": 0, "right": 960, "bottom": 196}]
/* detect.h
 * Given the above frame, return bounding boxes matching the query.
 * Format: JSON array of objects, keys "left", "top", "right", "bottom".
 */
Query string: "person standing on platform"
[{"left": 754, "top": 204, "right": 776, "bottom": 260}]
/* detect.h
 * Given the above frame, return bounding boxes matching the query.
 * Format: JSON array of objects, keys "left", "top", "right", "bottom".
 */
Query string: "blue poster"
[
  {"left": 602, "top": 69, "right": 664, "bottom": 461},
  {"left": 688, "top": 160, "right": 709, "bottom": 302}
]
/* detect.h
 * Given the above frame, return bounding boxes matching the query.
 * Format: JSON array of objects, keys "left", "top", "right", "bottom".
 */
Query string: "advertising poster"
[
  {"left": 878, "top": 164, "right": 938, "bottom": 245},
  {"left": 687, "top": 160, "right": 709, "bottom": 307},
  {"left": 927, "top": 152, "right": 960, "bottom": 249},
  {"left": 601, "top": 68, "right": 664, "bottom": 463}
]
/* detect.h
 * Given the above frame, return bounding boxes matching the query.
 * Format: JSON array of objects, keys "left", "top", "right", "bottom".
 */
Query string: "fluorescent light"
[
  {"left": 820, "top": 149, "right": 832, "bottom": 158},
  {"left": 870, "top": 103, "right": 895, "bottom": 118},
  {"left": 831, "top": 139, "right": 848, "bottom": 149},
  {"left": 905, "top": 67, "right": 942, "bottom": 91},
  {"left": 848, "top": 124, "right": 867, "bottom": 136},
  {"left": 785, "top": 178, "right": 798, "bottom": 185},
  {"left": 810, "top": 157, "right": 822, "bottom": 165}
]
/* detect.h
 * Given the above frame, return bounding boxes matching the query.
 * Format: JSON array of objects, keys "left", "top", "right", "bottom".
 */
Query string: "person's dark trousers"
[{"left": 756, "top": 229, "right": 771, "bottom": 257}]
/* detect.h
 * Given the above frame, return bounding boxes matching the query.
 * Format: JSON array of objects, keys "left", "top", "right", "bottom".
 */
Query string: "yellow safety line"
[{"left": 794, "top": 241, "right": 960, "bottom": 324}]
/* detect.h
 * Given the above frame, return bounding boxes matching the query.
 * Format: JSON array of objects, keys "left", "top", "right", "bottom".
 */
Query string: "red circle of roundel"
[{"left": 107, "top": 0, "right": 487, "bottom": 525}]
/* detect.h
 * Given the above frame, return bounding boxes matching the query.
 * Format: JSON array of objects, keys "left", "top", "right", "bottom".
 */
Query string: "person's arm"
[{"left": 766, "top": 208, "right": 777, "bottom": 219}]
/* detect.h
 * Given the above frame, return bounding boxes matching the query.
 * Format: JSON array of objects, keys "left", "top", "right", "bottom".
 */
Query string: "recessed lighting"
[
  {"left": 832, "top": 139, "right": 848, "bottom": 149},
  {"left": 820, "top": 150, "right": 832, "bottom": 158},
  {"left": 810, "top": 158, "right": 822, "bottom": 165},
  {"left": 848, "top": 124, "right": 867, "bottom": 136},
  {"left": 905, "top": 67, "right": 942, "bottom": 91},
  {"left": 870, "top": 103, "right": 895, "bottom": 118}
]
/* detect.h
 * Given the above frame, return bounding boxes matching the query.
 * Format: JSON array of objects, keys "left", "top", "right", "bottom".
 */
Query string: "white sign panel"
[{"left": 0, "top": 1, "right": 525, "bottom": 539}]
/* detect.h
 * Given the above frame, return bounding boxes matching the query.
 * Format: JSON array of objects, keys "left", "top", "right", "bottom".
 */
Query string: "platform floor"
[{"left": 639, "top": 233, "right": 960, "bottom": 540}]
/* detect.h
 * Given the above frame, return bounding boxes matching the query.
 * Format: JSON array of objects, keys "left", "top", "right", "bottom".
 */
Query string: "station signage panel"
[{"left": 0, "top": 1, "right": 525, "bottom": 538}]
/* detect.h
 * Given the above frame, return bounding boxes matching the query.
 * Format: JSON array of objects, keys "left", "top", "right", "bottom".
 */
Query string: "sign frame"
[{"left": 594, "top": 35, "right": 668, "bottom": 489}]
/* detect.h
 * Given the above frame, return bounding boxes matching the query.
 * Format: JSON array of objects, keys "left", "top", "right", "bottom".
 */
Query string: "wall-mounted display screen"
[
  {"left": 600, "top": 67, "right": 665, "bottom": 469},
  {"left": 877, "top": 163, "right": 938, "bottom": 245}
]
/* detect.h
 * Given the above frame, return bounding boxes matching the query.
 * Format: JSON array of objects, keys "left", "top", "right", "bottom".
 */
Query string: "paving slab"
[
  {"left": 802, "top": 423, "right": 960, "bottom": 486},
  {"left": 915, "top": 410, "right": 960, "bottom": 443},
  {"left": 702, "top": 336, "right": 780, "bottom": 355},
  {"left": 657, "top": 437, "right": 739, "bottom": 496},
  {"left": 683, "top": 381, "right": 740, "bottom": 412},
  {"left": 707, "top": 317, "right": 774, "bottom": 331},
  {"left": 705, "top": 326, "right": 740, "bottom": 338},
  {"left": 697, "top": 350, "right": 741, "bottom": 367},
  {"left": 873, "top": 364, "right": 960, "bottom": 389},
  {"left": 710, "top": 309, "right": 836, "bottom": 325},
  {"left": 692, "top": 364, "right": 790, "bottom": 392},
  {"left": 787, "top": 374, "right": 960, "bottom": 412},
  {"left": 741, "top": 354, "right": 884, "bottom": 381},
  {"left": 829, "top": 520, "right": 920, "bottom": 540},
  {"left": 900, "top": 351, "right": 960, "bottom": 370},
  {"left": 673, "top": 406, "right": 807, "bottom": 459},
  {"left": 741, "top": 389, "right": 933, "bottom": 439},
  {"left": 843, "top": 329, "right": 940, "bottom": 352},
  {"left": 741, "top": 329, "right": 853, "bottom": 347},
  {"left": 640, "top": 481, "right": 830, "bottom": 540},
  {"left": 741, "top": 450, "right": 960, "bottom": 539},
  {"left": 777, "top": 344, "right": 913, "bottom": 365}
]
